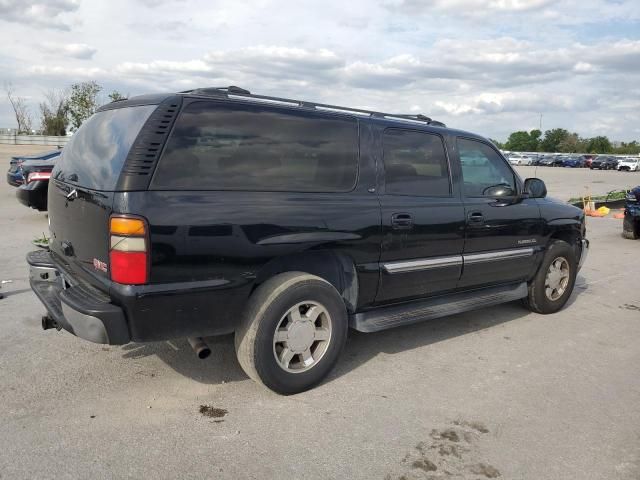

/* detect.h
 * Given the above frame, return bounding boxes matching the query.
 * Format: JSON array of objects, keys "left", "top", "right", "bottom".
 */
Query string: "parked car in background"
[
  {"left": 617, "top": 157, "right": 640, "bottom": 172},
  {"left": 6, "top": 149, "right": 61, "bottom": 187},
  {"left": 15, "top": 155, "right": 58, "bottom": 211},
  {"left": 562, "top": 156, "right": 587, "bottom": 168},
  {"left": 591, "top": 156, "right": 618, "bottom": 170},
  {"left": 508, "top": 154, "right": 535, "bottom": 166},
  {"left": 582, "top": 155, "right": 595, "bottom": 168},
  {"left": 623, "top": 186, "right": 640, "bottom": 239},
  {"left": 538, "top": 155, "right": 564, "bottom": 167}
]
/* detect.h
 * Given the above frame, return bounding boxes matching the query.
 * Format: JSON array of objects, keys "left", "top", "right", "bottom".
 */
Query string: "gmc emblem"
[{"left": 93, "top": 258, "right": 108, "bottom": 273}]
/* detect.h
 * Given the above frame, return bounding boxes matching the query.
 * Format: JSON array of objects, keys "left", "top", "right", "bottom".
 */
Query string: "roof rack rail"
[
  {"left": 180, "top": 86, "right": 251, "bottom": 96},
  {"left": 177, "top": 87, "right": 446, "bottom": 127}
]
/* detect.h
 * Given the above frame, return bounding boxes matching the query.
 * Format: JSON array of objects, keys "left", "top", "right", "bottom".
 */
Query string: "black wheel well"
[
  {"left": 253, "top": 251, "right": 358, "bottom": 313},
  {"left": 549, "top": 228, "right": 581, "bottom": 259},
  {"left": 550, "top": 229, "right": 579, "bottom": 245}
]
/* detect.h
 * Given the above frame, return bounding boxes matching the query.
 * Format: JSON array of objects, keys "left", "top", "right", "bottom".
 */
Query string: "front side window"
[
  {"left": 458, "top": 138, "right": 516, "bottom": 197},
  {"left": 151, "top": 101, "right": 358, "bottom": 192},
  {"left": 382, "top": 129, "right": 450, "bottom": 197}
]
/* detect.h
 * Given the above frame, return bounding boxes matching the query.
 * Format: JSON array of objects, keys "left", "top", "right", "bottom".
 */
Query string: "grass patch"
[{"left": 568, "top": 189, "right": 628, "bottom": 204}]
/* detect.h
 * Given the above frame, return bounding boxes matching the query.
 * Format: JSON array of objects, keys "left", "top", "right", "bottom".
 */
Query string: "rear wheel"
[
  {"left": 235, "top": 272, "right": 348, "bottom": 394},
  {"left": 623, "top": 216, "right": 639, "bottom": 240},
  {"left": 523, "top": 240, "right": 577, "bottom": 314}
]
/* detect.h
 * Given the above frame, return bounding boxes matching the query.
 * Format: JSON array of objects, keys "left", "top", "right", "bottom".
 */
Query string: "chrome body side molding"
[
  {"left": 463, "top": 247, "right": 535, "bottom": 265},
  {"left": 383, "top": 255, "right": 463, "bottom": 274},
  {"left": 383, "top": 247, "right": 536, "bottom": 274}
]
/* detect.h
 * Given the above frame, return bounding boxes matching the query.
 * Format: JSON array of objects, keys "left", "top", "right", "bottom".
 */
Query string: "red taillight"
[
  {"left": 109, "top": 251, "right": 147, "bottom": 284},
  {"left": 109, "top": 216, "right": 148, "bottom": 285},
  {"left": 27, "top": 171, "right": 51, "bottom": 183}
]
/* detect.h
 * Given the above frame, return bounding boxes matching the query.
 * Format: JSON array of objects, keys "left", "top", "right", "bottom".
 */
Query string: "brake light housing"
[
  {"left": 27, "top": 171, "right": 51, "bottom": 183},
  {"left": 109, "top": 215, "right": 149, "bottom": 285}
]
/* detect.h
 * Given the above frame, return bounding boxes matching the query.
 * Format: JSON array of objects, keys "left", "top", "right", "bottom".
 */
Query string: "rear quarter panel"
[{"left": 112, "top": 189, "right": 382, "bottom": 340}]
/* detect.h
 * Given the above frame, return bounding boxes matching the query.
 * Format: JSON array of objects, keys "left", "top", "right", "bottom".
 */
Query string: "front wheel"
[
  {"left": 235, "top": 272, "right": 348, "bottom": 394},
  {"left": 523, "top": 240, "right": 577, "bottom": 314}
]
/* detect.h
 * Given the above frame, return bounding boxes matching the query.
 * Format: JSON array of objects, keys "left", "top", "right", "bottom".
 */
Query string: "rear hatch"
[{"left": 48, "top": 104, "right": 157, "bottom": 291}]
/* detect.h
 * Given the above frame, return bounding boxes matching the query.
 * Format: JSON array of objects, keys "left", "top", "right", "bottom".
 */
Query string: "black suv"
[{"left": 28, "top": 87, "right": 589, "bottom": 394}]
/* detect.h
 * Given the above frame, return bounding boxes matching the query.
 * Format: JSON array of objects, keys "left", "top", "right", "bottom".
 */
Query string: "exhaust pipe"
[
  {"left": 187, "top": 337, "right": 211, "bottom": 359},
  {"left": 42, "top": 315, "right": 59, "bottom": 331}
]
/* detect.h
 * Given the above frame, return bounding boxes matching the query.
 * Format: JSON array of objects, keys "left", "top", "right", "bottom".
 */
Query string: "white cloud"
[
  {"left": 1, "top": 0, "right": 639, "bottom": 141},
  {"left": 387, "top": 0, "right": 556, "bottom": 16},
  {"left": 0, "top": 0, "right": 80, "bottom": 30},
  {"left": 41, "top": 43, "right": 97, "bottom": 59}
]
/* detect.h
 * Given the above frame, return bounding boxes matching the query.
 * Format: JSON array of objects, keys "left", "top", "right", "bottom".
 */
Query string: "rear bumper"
[
  {"left": 27, "top": 250, "right": 130, "bottom": 344},
  {"left": 7, "top": 171, "right": 23, "bottom": 186},
  {"left": 16, "top": 181, "right": 48, "bottom": 210},
  {"left": 578, "top": 239, "right": 589, "bottom": 271},
  {"left": 28, "top": 249, "right": 248, "bottom": 343}
]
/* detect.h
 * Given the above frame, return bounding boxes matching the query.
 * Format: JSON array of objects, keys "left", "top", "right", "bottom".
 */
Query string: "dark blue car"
[
  {"left": 6, "top": 149, "right": 61, "bottom": 186},
  {"left": 562, "top": 156, "right": 587, "bottom": 168}
]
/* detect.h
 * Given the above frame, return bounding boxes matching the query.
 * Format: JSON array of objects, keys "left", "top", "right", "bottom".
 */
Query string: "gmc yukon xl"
[{"left": 28, "top": 86, "right": 588, "bottom": 394}]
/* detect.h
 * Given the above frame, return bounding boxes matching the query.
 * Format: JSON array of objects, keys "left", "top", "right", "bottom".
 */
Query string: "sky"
[{"left": 0, "top": 0, "right": 639, "bottom": 142}]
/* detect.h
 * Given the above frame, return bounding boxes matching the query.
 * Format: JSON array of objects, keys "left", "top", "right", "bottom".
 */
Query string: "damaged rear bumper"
[{"left": 27, "top": 250, "right": 130, "bottom": 345}]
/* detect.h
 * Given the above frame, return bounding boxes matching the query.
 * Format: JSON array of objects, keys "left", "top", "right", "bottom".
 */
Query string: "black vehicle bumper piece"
[
  {"left": 27, "top": 250, "right": 130, "bottom": 345},
  {"left": 16, "top": 181, "right": 48, "bottom": 210}
]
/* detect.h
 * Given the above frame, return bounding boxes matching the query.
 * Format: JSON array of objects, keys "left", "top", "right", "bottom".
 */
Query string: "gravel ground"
[{"left": 1, "top": 145, "right": 639, "bottom": 480}]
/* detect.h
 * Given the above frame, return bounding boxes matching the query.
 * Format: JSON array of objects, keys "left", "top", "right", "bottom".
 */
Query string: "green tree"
[
  {"left": 108, "top": 90, "right": 127, "bottom": 102},
  {"left": 540, "top": 128, "right": 569, "bottom": 152},
  {"left": 557, "top": 132, "right": 585, "bottom": 153},
  {"left": 612, "top": 141, "right": 640, "bottom": 155},
  {"left": 586, "top": 136, "right": 612, "bottom": 154},
  {"left": 39, "top": 89, "right": 69, "bottom": 136},
  {"left": 504, "top": 129, "right": 540, "bottom": 152},
  {"left": 489, "top": 138, "right": 504, "bottom": 149},
  {"left": 68, "top": 80, "right": 102, "bottom": 131}
]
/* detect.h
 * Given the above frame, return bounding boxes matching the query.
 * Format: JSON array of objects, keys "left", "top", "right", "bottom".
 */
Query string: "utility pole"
[{"left": 539, "top": 113, "right": 543, "bottom": 131}]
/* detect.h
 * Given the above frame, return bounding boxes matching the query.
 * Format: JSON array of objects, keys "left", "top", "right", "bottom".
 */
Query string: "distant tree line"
[
  {"left": 490, "top": 128, "right": 640, "bottom": 155},
  {"left": 3, "top": 81, "right": 127, "bottom": 136}
]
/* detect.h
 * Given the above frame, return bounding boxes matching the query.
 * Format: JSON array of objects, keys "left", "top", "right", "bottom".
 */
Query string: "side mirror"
[
  {"left": 524, "top": 178, "right": 547, "bottom": 198},
  {"left": 483, "top": 184, "right": 517, "bottom": 197}
]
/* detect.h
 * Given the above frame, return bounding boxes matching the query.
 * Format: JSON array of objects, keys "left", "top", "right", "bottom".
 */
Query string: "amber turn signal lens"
[{"left": 110, "top": 217, "right": 146, "bottom": 236}]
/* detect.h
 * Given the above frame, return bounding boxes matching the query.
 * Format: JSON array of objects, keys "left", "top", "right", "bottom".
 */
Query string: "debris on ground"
[{"left": 199, "top": 405, "right": 228, "bottom": 418}]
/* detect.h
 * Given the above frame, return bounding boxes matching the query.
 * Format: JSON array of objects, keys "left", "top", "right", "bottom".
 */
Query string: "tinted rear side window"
[
  {"left": 151, "top": 101, "right": 358, "bottom": 192},
  {"left": 53, "top": 105, "right": 156, "bottom": 190},
  {"left": 382, "top": 128, "right": 451, "bottom": 197}
]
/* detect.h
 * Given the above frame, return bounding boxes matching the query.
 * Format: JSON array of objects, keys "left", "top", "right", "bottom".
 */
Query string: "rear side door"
[
  {"left": 376, "top": 127, "right": 465, "bottom": 304},
  {"left": 456, "top": 137, "right": 543, "bottom": 289}
]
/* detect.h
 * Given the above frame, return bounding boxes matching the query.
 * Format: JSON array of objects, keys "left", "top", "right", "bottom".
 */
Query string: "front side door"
[
  {"left": 456, "top": 137, "right": 543, "bottom": 289},
  {"left": 376, "top": 128, "right": 465, "bottom": 304}
]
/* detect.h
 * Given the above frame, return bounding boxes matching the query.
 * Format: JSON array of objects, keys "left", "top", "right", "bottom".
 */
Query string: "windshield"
[{"left": 53, "top": 105, "right": 156, "bottom": 191}]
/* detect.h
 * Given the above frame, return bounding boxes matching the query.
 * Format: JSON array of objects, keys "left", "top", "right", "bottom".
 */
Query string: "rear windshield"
[
  {"left": 53, "top": 105, "right": 156, "bottom": 190},
  {"left": 150, "top": 101, "right": 358, "bottom": 192}
]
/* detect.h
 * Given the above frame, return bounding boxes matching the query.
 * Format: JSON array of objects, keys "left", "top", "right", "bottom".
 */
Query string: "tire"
[
  {"left": 523, "top": 240, "right": 577, "bottom": 314},
  {"left": 623, "top": 216, "right": 639, "bottom": 240},
  {"left": 235, "top": 272, "right": 348, "bottom": 394}
]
